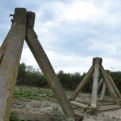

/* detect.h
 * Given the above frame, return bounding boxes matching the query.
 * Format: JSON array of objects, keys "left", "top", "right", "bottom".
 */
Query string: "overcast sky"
[{"left": 0, "top": 0, "right": 121, "bottom": 73}]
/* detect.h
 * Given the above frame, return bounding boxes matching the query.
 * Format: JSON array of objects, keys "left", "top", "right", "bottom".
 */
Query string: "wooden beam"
[
  {"left": 70, "top": 65, "right": 94, "bottom": 101},
  {"left": 0, "top": 8, "right": 26, "bottom": 121},
  {"left": 0, "top": 23, "right": 14, "bottom": 64},
  {"left": 0, "top": 48, "right": 5, "bottom": 65},
  {"left": 99, "top": 65, "right": 120, "bottom": 105},
  {"left": 100, "top": 82, "right": 106, "bottom": 101},
  {"left": 98, "top": 78, "right": 103, "bottom": 91},
  {"left": 98, "top": 105, "right": 121, "bottom": 111},
  {"left": 91, "top": 58, "right": 101, "bottom": 110},
  {"left": 109, "top": 74, "right": 121, "bottom": 99},
  {"left": 104, "top": 98, "right": 121, "bottom": 102},
  {"left": 25, "top": 12, "right": 77, "bottom": 118},
  {"left": 70, "top": 101, "right": 89, "bottom": 109}
]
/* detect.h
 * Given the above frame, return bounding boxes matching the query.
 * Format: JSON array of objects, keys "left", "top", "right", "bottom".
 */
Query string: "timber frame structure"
[
  {"left": 0, "top": 8, "right": 83, "bottom": 121},
  {"left": 69, "top": 57, "right": 121, "bottom": 112},
  {"left": 98, "top": 70, "right": 121, "bottom": 102}
]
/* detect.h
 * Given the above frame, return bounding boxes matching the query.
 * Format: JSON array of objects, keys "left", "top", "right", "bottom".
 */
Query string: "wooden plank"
[
  {"left": 104, "top": 99, "right": 121, "bottom": 102},
  {"left": 70, "top": 101, "right": 89, "bottom": 108},
  {"left": 25, "top": 12, "right": 75, "bottom": 117},
  {"left": 0, "top": 8, "right": 26, "bottom": 121},
  {"left": 70, "top": 65, "right": 94, "bottom": 101},
  {"left": 79, "top": 101, "right": 90, "bottom": 105},
  {"left": 98, "top": 105, "right": 121, "bottom": 111},
  {"left": 99, "top": 65, "right": 120, "bottom": 105}
]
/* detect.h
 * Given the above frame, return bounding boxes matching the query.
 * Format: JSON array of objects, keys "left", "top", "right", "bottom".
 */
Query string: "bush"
[
  {"left": 16, "top": 63, "right": 121, "bottom": 93},
  {"left": 16, "top": 63, "right": 47, "bottom": 87}
]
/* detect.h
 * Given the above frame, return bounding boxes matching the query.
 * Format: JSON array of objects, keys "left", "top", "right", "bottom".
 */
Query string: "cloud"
[
  {"left": 102, "top": 57, "right": 121, "bottom": 72},
  {"left": 21, "top": 47, "right": 92, "bottom": 73},
  {"left": 63, "top": 1, "right": 103, "bottom": 22},
  {"left": 1, "top": 0, "right": 121, "bottom": 73},
  {"left": 21, "top": 47, "right": 121, "bottom": 73}
]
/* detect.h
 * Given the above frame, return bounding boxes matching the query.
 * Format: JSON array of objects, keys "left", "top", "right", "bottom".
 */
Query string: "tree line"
[{"left": 17, "top": 63, "right": 121, "bottom": 93}]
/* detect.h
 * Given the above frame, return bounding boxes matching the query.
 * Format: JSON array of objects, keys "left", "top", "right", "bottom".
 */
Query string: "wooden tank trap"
[
  {"left": 0, "top": 8, "right": 83, "bottom": 121},
  {"left": 69, "top": 57, "right": 121, "bottom": 112}
]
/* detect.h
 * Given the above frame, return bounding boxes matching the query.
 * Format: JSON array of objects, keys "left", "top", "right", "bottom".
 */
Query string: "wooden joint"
[{"left": 92, "top": 57, "right": 102, "bottom": 65}]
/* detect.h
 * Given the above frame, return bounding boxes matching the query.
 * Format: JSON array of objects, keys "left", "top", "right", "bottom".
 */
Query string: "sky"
[{"left": 0, "top": 0, "right": 121, "bottom": 74}]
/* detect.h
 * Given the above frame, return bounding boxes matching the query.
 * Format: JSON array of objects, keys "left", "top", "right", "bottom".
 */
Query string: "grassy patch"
[
  {"left": 14, "top": 86, "right": 55, "bottom": 99},
  {"left": 14, "top": 90, "right": 39, "bottom": 99},
  {"left": 37, "top": 89, "right": 55, "bottom": 98}
]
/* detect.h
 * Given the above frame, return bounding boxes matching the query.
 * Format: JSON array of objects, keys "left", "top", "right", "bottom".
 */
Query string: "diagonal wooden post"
[
  {"left": 99, "top": 70, "right": 121, "bottom": 101},
  {"left": 0, "top": 23, "right": 14, "bottom": 64},
  {"left": 0, "top": 47, "right": 5, "bottom": 64},
  {"left": 0, "top": 8, "right": 26, "bottom": 121},
  {"left": 100, "top": 82, "right": 106, "bottom": 101},
  {"left": 25, "top": 12, "right": 84, "bottom": 120},
  {"left": 70, "top": 65, "right": 94, "bottom": 101},
  {"left": 99, "top": 65, "right": 120, "bottom": 105},
  {"left": 108, "top": 71, "right": 121, "bottom": 99},
  {"left": 91, "top": 57, "right": 101, "bottom": 111},
  {"left": 100, "top": 70, "right": 111, "bottom": 101},
  {"left": 98, "top": 78, "right": 103, "bottom": 91}
]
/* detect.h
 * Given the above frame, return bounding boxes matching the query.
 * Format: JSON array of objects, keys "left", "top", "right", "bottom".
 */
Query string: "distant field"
[{"left": 11, "top": 86, "right": 121, "bottom": 121}]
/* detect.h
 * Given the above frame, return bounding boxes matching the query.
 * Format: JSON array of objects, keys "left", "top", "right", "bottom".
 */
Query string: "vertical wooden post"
[
  {"left": 25, "top": 12, "right": 81, "bottom": 119},
  {"left": 70, "top": 65, "right": 94, "bottom": 101},
  {"left": 0, "top": 8, "right": 26, "bottom": 121},
  {"left": 91, "top": 57, "right": 101, "bottom": 111}
]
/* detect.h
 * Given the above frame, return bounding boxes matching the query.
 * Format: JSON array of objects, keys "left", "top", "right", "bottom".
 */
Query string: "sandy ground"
[{"left": 11, "top": 86, "right": 121, "bottom": 121}]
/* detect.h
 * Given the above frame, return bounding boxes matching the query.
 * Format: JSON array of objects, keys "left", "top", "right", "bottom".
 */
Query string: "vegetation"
[
  {"left": 9, "top": 63, "right": 121, "bottom": 121},
  {"left": 17, "top": 63, "right": 47, "bottom": 87},
  {"left": 14, "top": 89, "right": 39, "bottom": 99},
  {"left": 16, "top": 63, "right": 121, "bottom": 93},
  {"left": 13, "top": 87, "right": 55, "bottom": 99},
  {"left": 110, "top": 71, "right": 121, "bottom": 92},
  {"left": 10, "top": 112, "right": 20, "bottom": 121},
  {"left": 10, "top": 105, "right": 74, "bottom": 121}
]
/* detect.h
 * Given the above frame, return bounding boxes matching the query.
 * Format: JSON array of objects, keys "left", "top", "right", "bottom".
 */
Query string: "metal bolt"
[
  {"left": 10, "top": 19, "right": 14, "bottom": 23},
  {"left": 9, "top": 14, "right": 14, "bottom": 17}
]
